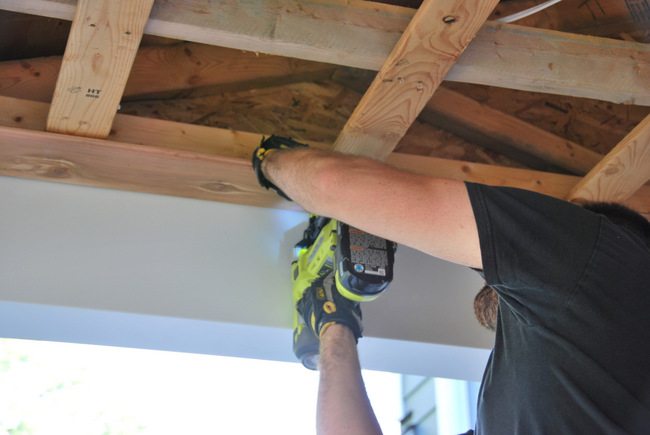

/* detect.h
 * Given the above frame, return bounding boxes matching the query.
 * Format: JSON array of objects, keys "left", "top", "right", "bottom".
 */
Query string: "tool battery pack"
[{"left": 335, "top": 222, "right": 396, "bottom": 302}]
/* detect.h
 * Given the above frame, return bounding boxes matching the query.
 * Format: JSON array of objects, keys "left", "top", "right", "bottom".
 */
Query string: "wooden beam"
[
  {"left": 2, "top": 0, "right": 648, "bottom": 105},
  {"left": 0, "top": 95, "right": 275, "bottom": 159},
  {"left": 1, "top": 123, "right": 648, "bottom": 218},
  {"left": 0, "top": 125, "right": 283, "bottom": 209},
  {"left": 0, "top": 55, "right": 63, "bottom": 102},
  {"left": 422, "top": 87, "right": 603, "bottom": 175},
  {"left": 448, "top": 23, "right": 649, "bottom": 106},
  {"left": 1, "top": 95, "right": 339, "bottom": 159},
  {"left": 46, "top": 0, "right": 154, "bottom": 138},
  {"left": 334, "top": 0, "right": 499, "bottom": 159},
  {"left": 332, "top": 66, "right": 603, "bottom": 173},
  {"left": 568, "top": 115, "right": 650, "bottom": 203},
  {"left": 125, "top": 44, "right": 336, "bottom": 100},
  {"left": 1, "top": 95, "right": 648, "bottom": 218},
  {"left": 0, "top": 43, "right": 337, "bottom": 103}
]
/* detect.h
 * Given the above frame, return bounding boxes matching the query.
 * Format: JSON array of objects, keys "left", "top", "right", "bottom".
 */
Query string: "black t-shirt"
[{"left": 464, "top": 183, "right": 650, "bottom": 434}]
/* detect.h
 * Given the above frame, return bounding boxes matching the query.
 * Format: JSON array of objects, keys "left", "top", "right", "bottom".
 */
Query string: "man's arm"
[
  {"left": 317, "top": 324, "right": 382, "bottom": 435},
  {"left": 263, "top": 148, "right": 482, "bottom": 268}
]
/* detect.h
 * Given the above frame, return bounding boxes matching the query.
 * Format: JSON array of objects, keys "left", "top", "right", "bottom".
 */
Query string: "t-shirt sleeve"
[{"left": 465, "top": 182, "right": 601, "bottom": 325}]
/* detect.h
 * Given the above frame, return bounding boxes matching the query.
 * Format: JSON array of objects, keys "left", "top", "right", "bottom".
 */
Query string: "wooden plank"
[
  {"left": 331, "top": 68, "right": 586, "bottom": 170},
  {"left": 1, "top": 123, "right": 648, "bottom": 218},
  {"left": 2, "top": 0, "right": 649, "bottom": 105},
  {"left": 125, "top": 43, "right": 336, "bottom": 100},
  {"left": 0, "top": 125, "right": 284, "bottom": 209},
  {"left": 0, "top": 43, "right": 336, "bottom": 103},
  {"left": 1, "top": 95, "right": 649, "bottom": 218},
  {"left": 0, "top": 91, "right": 520, "bottom": 167},
  {"left": 0, "top": 55, "right": 63, "bottom": 102},
  {"left": 0, "top": 95, "right": 273, "bottom": 159},
  {"left": 448, "top": 23, "right": 650, "bottom": 106},
  {"left": 568, "top": 115, "right": 650, "bottom": 203},
  {"left": 46, "top": 0, "right": 154, "bottom": 138},
  {"left": 334, "top": 0, "right": 499, "bottom": 159},
  {"left": 432, "top": 84, "right": 650, "bottom": 160},
  {"left": 422, "top": 87, "right": 603, "bottom": 175}
]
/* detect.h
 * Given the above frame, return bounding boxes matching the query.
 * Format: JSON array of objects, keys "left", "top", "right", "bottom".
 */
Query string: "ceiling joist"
[
  {"left": 421, "top": 87, "right": 603, "bottom": 175},
  {"left": 0, "top": 2, "right": 649, "bottom": 220},
  {"left": 46, "top": 0, "right": 154, "bottom": 138},
  {"left": 330, "top": 70, "right": 604, "bottom": 174},
  {"left": 569, "top": 115, "right": 650, "bottom": 203},
  {"left": 1, "top": 95, "right": 649, "bottom": 219},
  {"left": 1, "top": 0, "right": 648, "bottom": 105},
  {"left": 0, "top": 43, "right": 337, "bottom": 103},
  {"left": 333, "top": 0, "right": 499, "bottom": 159}
]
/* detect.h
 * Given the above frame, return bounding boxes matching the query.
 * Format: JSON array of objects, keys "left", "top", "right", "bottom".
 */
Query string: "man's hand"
[
  {"left": 297, "top": 272, "right": 363, "bottom": 342},
  {"left": 251, "top": 135, "right": 307, "bottom": 200}
]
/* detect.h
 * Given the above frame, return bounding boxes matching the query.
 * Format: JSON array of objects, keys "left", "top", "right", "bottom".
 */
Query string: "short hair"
[
  {"left": 474, "top": 285, "right": 498, "bottom": 331},
  {"left": 581, "top": 202, "right": 650, "bottom": 249}
]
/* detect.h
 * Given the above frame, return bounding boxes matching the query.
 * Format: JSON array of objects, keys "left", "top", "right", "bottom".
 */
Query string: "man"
[{"left": 252, "top": 140, "right": 650, "bottom": 434}]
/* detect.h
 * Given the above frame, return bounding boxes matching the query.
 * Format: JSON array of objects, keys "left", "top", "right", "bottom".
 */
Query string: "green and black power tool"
[{"left": 291, "top": 215, "right": 397, "bottom": 370}]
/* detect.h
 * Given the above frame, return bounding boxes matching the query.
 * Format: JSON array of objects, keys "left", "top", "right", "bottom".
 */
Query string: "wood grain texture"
[
  {"left": 422, "top": 87, "right": 603, "bottom": 175},
  {"left": 0, "top": 55, "right": 62, "bottom": 102},
  {"left": 1, "top": 122, "right": 648, "bottom": 218},
  {"left": 0, "top": 43, "right": 336, "bottom": 103},
  {"left": 3, "top": 0, "right": 649, "bottom": 105},
  {"left": 0, "top": 125, "right": 286, "bottom": 209},
  {"left": 46, "top": 0, "right": 154, "bottom": 138},
  {"left": 568, "top": 115, "right": 650, "bottom": 203},
  {"left": 449, "top": 23, "right": 650, "bottom": 106},
  {"left": 334, "top": 0, "right": 499, "bottom": 159},
  {"left": 331, "top": 68, "right": 546, "bottom": 168},
  {"left": 121, "top": 80, "right": 520, "bottom": 167},
  {"left": 444, "top": 82, "right": 650, "bottom": 157},
  {"left": 120, "top": 82, "right": 360, "bottom": 144},
  {"left": 1, "top": 95, "right": 649, "bottom": 217},
  {"left": 0, "top": 95, "right": 299, "bottom": 159}
]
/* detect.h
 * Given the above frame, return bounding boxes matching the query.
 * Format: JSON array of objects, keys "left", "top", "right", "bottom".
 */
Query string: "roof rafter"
[
  {"left": 332, "top": 70, "right": 604, "bottom": 174},
  {"left": 421, "top": 87, "right": 603, "bottom": 175},
  {"left": 333, "top": 0, "right": 499, "bottom": 158},
  {"left": 46, "top": 0, "right": 154, "bottom": 138},
  {"left": 568, "top": 115, "right": 650, "bottom": 203},
  {"left": 1, "top": 0, "right": 648, "bottom": 105}
]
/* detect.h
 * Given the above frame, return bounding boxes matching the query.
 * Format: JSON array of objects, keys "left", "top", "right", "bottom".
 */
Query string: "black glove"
[
  {"left": 251, "top": 135, "right": 308, "bottom": 200},
  {"left": 297, "top": 272, "right": 363, "bottom": 342}
]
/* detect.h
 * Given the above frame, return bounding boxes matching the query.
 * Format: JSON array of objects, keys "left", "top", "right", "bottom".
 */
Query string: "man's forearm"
[
  {"left": 261, "top": 148, "right": 483, "bottom": 268},
  {"left": 261, "top": 147, "right": 422, "bottom": 234},
  {"left": 262, "top": 148, "right": 350, "bottom": 216},
  {"left": 317, "top": 324, "right": 382, "bottom": 435}
]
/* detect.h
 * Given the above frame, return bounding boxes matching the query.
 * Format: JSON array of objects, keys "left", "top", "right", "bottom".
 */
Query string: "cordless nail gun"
[{"left": 291, "top": 215, "right": 396, "bottom": 369}]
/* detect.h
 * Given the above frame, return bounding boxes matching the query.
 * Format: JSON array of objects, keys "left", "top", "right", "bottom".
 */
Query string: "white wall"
[{"left": 0, "top": 176, "right": 493, "bottom": 380}]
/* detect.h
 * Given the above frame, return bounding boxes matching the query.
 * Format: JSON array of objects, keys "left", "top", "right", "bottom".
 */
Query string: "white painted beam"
[{"left": 0, "top": 176, "right": 492, "bottom": 380}]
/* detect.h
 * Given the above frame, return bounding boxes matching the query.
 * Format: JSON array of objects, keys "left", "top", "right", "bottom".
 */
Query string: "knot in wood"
[
  {"left": 12, "top": 156, "right": 76, "bottom": 179},
  {"left": 200, "top": 181, "right": 243, "bottom": 194}
]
